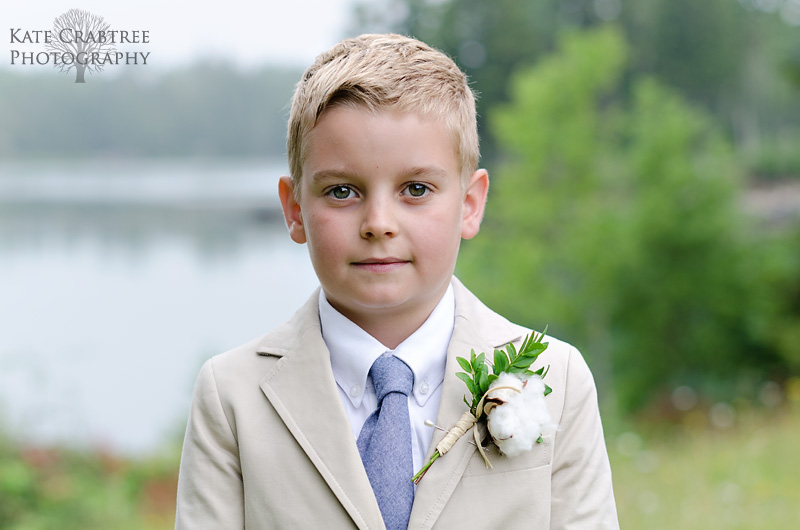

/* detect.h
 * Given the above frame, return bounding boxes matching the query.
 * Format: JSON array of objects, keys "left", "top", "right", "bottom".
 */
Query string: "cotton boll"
[
  {"left": 486, "top": 373, "right": 525, "bottom": 401},
  {"left": 486, "top": 373, "right": 555, "bottom": 457},
  {"left": 522, "top": 377, "right": 556, "bottom": 432}
]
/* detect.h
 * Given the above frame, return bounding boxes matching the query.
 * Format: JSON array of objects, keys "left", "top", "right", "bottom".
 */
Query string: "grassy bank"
[{"left": 610, "top": 379, "right": 800, "bottom": 528}]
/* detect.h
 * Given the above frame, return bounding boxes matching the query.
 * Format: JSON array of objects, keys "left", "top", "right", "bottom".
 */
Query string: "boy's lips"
[{"left": 351, "top": 257, "right": 410, "bottom": 272}]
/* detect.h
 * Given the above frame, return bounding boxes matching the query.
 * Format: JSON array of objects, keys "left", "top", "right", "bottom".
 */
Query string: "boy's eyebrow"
[
  {"left": 310, "top": 166, "right": 450, "bottom": 184},
  {"left": 309, "top": 169, "right": 354, "bottom": 185},
  {"left": 403, "top": 165, "right": 450, "bottom": 181}
]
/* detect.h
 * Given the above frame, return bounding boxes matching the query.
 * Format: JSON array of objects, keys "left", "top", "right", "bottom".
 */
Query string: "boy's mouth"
[{"left": 351, "top": 257, "right": 410, "bottom": 272}]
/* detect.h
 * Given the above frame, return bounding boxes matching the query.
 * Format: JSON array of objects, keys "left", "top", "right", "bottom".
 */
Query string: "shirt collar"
[{"left": 319, "top": 283, "right": 455, "bottom": 408}]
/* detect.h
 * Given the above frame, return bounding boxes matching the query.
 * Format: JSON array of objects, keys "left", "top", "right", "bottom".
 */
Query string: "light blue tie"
[{"left": 357, "top": 354, "right": 415, "bottom": 530}]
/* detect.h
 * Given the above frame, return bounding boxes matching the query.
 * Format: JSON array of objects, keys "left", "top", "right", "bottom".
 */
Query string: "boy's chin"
[{"left": 328, "top": 283, "right": 446, "bottom": 315}]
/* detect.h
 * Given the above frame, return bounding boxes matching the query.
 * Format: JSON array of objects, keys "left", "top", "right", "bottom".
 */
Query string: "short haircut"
[{"left": 287, "top": 33, "right": 478, "bottom": 190}]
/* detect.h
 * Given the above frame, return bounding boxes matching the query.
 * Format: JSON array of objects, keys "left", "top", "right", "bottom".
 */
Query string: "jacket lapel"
[
  {"left": 257, "top": 290, "right": 385, "bottom": 530},
  {"left": 408, "top": 278, "right": 525, "bottom": 529},
  {"left": 407, "top": 318, "right": 486, "bottom": 529}
]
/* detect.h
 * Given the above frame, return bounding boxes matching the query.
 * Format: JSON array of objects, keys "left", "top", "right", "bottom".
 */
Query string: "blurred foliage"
[
  {"left": 455, "top": 27, "right": 800, "bottom": 412},
  {"left": 0, "top": 63, "right": 301, "bottom": 159},
  {"left": 0, "top": 433, "right": 177, "bottom": 530},
  {"left": 744, "top": 129, "right": 800, "bottom": 180},
  {"left": 350, "top": 0, "right": 800, "bottom": 178}
]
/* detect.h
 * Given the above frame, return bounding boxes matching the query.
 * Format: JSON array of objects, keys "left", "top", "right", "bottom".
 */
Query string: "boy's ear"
[
  {"left": 461, "top": 169, "right": 489, "bottom": 240},
  {"left": 278, "top": 176, "right": 307, "bottom": 244}
]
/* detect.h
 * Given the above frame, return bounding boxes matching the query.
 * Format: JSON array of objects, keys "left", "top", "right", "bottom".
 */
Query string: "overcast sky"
[{"left": 3, "top": 0, "right": 361, "bottom": 70}]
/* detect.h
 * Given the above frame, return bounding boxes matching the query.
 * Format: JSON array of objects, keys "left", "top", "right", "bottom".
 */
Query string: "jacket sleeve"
[
  {"left": 175, "top": 358, "right": 245, "bottom": 530},
  {"left": 550, "top": 347, "right": 619, "bottom": 530}
]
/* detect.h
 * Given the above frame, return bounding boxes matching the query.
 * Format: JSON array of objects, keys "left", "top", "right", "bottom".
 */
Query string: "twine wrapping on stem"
[{"left": 435, "top": 411, "right": 477, "bottom": 455}]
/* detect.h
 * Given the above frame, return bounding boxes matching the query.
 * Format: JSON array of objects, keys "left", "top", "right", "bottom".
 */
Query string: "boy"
[{"left": 175, "top": 34, "right": 618, "bottom": 529}]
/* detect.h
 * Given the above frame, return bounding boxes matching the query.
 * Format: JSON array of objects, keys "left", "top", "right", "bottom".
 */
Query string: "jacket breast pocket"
[{"left": 434, "top": 435, "right": 553, "bottom": 529}]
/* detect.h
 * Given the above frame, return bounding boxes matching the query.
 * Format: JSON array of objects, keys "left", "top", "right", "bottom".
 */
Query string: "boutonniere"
[{"left": 412, "top": 329, "right": 555, "bottom": 484}]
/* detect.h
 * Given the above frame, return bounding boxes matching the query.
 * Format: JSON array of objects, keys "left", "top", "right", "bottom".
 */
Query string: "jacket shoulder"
[{"left": 452, "top": 276, "right": 579, "bottom": 359}]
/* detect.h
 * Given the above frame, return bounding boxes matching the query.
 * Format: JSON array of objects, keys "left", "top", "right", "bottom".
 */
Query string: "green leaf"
[
  {"left": 457, "top": 356, "right": 472, "bottom": 373},
  {"left": 518, "top": 330, "right": 549, "bottom": 360},
  {"left": 455, "top": 372, "right": 473, "bottom": 384},
  {"left": 477, "top": 363, "right": 489, "bottom": 392},
  {"left": 506, "top": 341, "right": 517, "bottom": 358},
  {"left": 510, "top": 356, "right": 536, "bottom": 370},
  {"left": 456, "top": 372, "right": 476, "bottom": 396},
  {"left": 520, "top": 346, "right": 544, "bottom": 360},
  {"left": 493, "top": 349, "right": 509, "bottom": 374},
  {"left": 474, "top": 352, "right": 485, "bottom": 371},
  {"left": 544, "top": 384, "right": 552, "bottom": 396},
  {"left": 536, "top": 435, "right": 544, "bottom": 444}
]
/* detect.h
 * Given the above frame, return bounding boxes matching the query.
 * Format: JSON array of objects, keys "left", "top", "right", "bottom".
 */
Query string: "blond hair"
[{"left": 287, "top": 34, "right": 478, "bottom": 189}]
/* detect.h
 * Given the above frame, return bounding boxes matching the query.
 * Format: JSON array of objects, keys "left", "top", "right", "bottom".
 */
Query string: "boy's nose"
[{"left": 360, "top": 200, "right": 398, "bottom": 239}]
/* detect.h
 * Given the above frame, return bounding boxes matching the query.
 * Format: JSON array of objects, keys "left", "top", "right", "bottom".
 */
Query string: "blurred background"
[{"left": 1, "top": 0, "right": 799, "bottom": 528}]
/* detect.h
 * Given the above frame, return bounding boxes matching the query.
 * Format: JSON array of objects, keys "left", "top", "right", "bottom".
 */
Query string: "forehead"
[{"left": 303, "top": 106, "right": 461, "bottom": 177}]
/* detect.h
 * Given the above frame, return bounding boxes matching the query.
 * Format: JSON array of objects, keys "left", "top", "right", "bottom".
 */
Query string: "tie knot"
[{"left": 369, "top": 355, "right": 413, "bottom": 402}]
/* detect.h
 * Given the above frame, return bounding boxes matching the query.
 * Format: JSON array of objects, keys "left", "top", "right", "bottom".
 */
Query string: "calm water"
[{"left": 0, "top": 159, "right": 319, "bottom": 455}]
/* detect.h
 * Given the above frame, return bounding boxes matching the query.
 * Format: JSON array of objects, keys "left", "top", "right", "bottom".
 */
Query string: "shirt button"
[
  {"left": 419, "top": 381, "right": 430, "bottom": 395},
  {"left": 350, "top": 385, "right": 360, "bottom": 397}
]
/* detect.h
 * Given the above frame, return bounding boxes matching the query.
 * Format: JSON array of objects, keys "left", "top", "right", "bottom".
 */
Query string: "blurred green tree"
[{"left": 457, "top": 26, "right": 790, "bottom": 412}]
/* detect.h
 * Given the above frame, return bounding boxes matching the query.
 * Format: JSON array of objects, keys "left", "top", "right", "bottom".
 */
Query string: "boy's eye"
[
  {"left": 404, "top": 183, "right": 430, "bottom": 198},
  {"left": 327, "top": 185, "right": 355, "bottom": 200}
]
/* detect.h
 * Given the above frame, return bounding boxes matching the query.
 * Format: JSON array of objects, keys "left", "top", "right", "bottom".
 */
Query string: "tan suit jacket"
[{"left": 175, "top": 278, "right": 619, "bottom": 529}]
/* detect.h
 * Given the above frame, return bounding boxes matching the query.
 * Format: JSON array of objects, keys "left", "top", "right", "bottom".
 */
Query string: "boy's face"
[{"left": 279, "top": 106, "right": 488, "bottom": 338}]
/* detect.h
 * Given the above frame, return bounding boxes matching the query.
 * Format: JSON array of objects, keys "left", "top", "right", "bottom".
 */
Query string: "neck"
[
  {"left": 324, "top": 287, "right": 450, "bottom": 349},
  {"left": 354, "top": 313, "right": 430, "bottom": 350}
]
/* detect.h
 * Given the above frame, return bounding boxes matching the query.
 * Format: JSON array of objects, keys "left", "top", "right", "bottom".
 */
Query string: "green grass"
[{"left": 609, "top": 381, "right": 800, "bottom": 529}]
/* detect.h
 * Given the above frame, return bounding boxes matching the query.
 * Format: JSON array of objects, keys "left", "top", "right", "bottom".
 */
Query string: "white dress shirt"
[{"left": 318, "top": 283, "right": 454, "bottom": 473}]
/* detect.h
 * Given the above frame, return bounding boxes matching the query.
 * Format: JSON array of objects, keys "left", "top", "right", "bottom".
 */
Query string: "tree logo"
[
  {"left": 45, "top": 9, "right": 116, "bottom": 83},
  {"left": 9, "top": 11, "right": 150, "bottom": 80}
]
